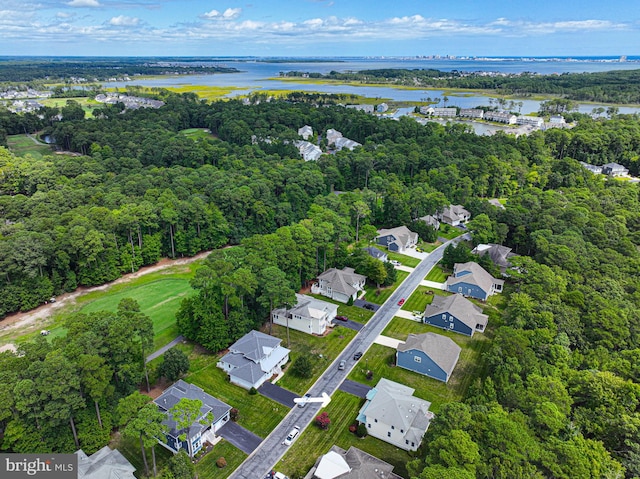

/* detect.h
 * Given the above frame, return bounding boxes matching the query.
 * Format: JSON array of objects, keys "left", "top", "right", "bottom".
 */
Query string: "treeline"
[{"left": 309, "top": 68, "right": 640, "bottom": 104}]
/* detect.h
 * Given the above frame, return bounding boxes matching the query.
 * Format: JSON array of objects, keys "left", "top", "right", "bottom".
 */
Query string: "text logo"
[{"left": 0, "top": 454, "right": 77, "bottom": 479}]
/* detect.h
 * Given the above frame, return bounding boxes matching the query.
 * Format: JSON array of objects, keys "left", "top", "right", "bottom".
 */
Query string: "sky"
[{"left": 1, "top": 0, "right": 637, "bottom": 57}]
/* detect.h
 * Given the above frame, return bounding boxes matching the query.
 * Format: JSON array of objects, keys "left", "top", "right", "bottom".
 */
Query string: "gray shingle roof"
[
  {"left": 77, "top": 447, "right": 136, "bottom": 479},
  {"left": 424, "top": 293, "right": 488, "bottom": 330},
  {"left": 154, "top": 380, "right": 231, "bottom": 438},
  {"left": 229, "top": 330, "right": 281, "bottom": 363},
  {"left": 364, "top": 246, "right": 387, "bottom": 260},
  {"left": 317, "top": 267, "right": 366, "bottom": 297},
  {"left": 472, "top": 243, "right": 515, "bottom": 270},
  {"left": 446, "top": 262, "right": 504, "bottom": 296},
  {"left": 397, "top": 333, "right": 461, "bottom": 378},
  {"left": 312, "top": 445, "right": 402, "bottom": 479},
  {"left": 376, "top": 226, "right": 419, "bottom": 249}
]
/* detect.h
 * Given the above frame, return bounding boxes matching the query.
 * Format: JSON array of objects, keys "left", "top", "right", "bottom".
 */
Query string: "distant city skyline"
[{"left": 1, "top": 1, "right": 636, "bottom": 57}]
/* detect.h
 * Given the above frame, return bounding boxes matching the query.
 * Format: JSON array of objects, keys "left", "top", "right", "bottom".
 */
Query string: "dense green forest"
[
  {"left": 1, "top": 94, "right": 640, "bottom": 478},
  {"left": 283, "top": 68, "right": 640, "bottom": 104}
]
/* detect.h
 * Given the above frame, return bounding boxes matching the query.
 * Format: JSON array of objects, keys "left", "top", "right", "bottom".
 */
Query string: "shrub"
[
  {"left": 249, "top": 387, "right": 257, "bottom": 395},
  {"left": 291, "top": 354, "right": 313, "bottom": 379},
  {"left": 230, "top": 408, "right": 239, "bottom": 421},
  {"left": 366, "top": 370, "right": 374, "bottom": 380},
  {"left": 347, "top": 296, "right": 354, "bottom": 306},
  {"left": 316, "top": 412, "right": 331, "bottom": 430},
  {"left": 216, "top": 457, "right": 227, "bottom": 468},
  {"left": 356, "top": 423, "right": 368, "bottom": 438},
  {"left": 349, "top": 423, "right": 357, "bottom": 433}
]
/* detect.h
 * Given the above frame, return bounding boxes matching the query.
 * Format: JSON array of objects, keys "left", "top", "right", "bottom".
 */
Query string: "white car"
[{"left": 284, "top": 426, "right": 300, "bottom": 446}]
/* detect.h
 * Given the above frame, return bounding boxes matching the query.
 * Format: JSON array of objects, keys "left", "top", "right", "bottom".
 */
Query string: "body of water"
[{"left": 108, "top": 57, "right": 640, "bottom": 115}]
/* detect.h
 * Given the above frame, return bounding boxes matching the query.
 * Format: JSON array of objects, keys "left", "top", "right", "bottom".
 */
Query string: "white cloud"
[
  {"left": 109, "top": 15, "right": 140, "bottom": 26},
  {"left": 66, "top": 0, "right": 101, "bottom": 7},
  {"left": 202, "top": 7, "right": 241, "bottom": 20},
  {"left": 57, "top": 12, "right": 72, "bottom": 18}
]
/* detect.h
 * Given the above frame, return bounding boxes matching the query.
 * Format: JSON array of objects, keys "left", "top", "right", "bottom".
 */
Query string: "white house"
[
  {"left": 304, "top": 445, "right": 402, "bottom": 479},
  {"left": 295, "top": 141, "right": 323, "bottom": 161},
  {"left": 271, "top": 294, "right": 338, "bottom": 335},
  {"left": 217, "top": 331, "right": 290, "bottom": 390},
  {"left": 311, "top": 267, "right": 366, "bottom": 303},
  {"left": 357, "top": 378, "right": 433, "bottom": 451},
  {"left": 516, "top": 116, "right": 544, "bottom": 127},
  {"left": 298, "top": 125, "right": 313, "bottom": 140}
]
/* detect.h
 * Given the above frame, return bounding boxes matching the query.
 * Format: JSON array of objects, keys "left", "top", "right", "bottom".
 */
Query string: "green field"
[
  {"left": 179, "top": 128, "right": 214, "bottom": 140},
  {"left": 270, "top": 323, "right": 357, "bottom": 394},
  {"left": 386, "top": 251, "right": 421, "bottom": 268},
  {"left": 364, "top": 270, "right": 409, "bottom": 304},
  {"left": 80, "top": 278, "right": 193, "bottom": 349},
  {"left": 419, "top": 241, "right": 442, "bottom": 253},
  {"left": 276, "top": 390, "right": 414, "bottom": 479},
  {"left": 7, "top": 134, "right": 53, "bottom": 158},
  {"left": 400, "top": 286, "right": 449, "bottom": 313},
  {"left": 424, "top": 264, "right": 448, "bottom": 282},
  {"left": 307, "top": 294, "right": 374, "bottom": 324},
  {"left": 40, "top": 97, "right": 101, "bottom": 117},
  {"left": 195, "top": 440, "right": 247, "bottom": 479},
  {"left": 437, "top": 225, "right": 464, "bottom": 240},
  {"left": 163, "top": 85, "right": 250, "bottom": 100}
]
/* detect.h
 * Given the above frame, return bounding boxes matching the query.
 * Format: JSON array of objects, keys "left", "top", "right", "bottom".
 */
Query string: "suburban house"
[
  {"left": 298, "top": 125, "right": 313, "bottom": 140},
  {"left": 436, "top": 204, "right": 471, "bottom": 226},
  {"left": 271, "top": 293, "right": 338, "bottom": 335},
  {"left": 487, "top": 198, "right": 505, "bottom": 210},
  {"left": 516, "top": 116, "right": 544, "bottom": 127},
  {"left": 472, "top": 243, "right": 516, "bottom": 273},
  {"left": 295, "top": 140, "right": 323, "bottom": 161},
  {"left": 154, "top": 380, "right": 232, "bottom": 457},
  {"left": 396, "top": 333, "right": 462, "bottom": 383},
  {"left": 356, "top": 378, "right": 433, "bottom": 452},
  {"left": 459, "top": 108, "right": 485, "bottom": 119},
  {"left": 375, "top": 226, "right": 419, "bottom": 253},
  {"left": 304, "top": 445, "right": 402, "bottom": 479},
  {"left": 326, "top": 129, "right": 362, "bottom": 151},
  {"left": 311, "top": 267, "right": 366, "bottom": 303},
  {"left": 418, "top": 214, "right": 440, "bottom": 230},
  {"left": 602, "top": 162, "right": 629, "bottom": 177},
  {"left": 580, "top": 162, "right": 603, "bottom": 175},
  {"left": 217, "top": 331, "right": 290, "bottom": 390},
  {"left": 423, "top": 293, "right": 489, "bottom": 336},
  {"left": 446, "top": 261, "right": 504, "bottom": 301},
  {"left": 77, "top": 447, "right": 136, "bottom": 479},
  {"left": 364, "top": 246, "right": 389, "bottom": 263}
]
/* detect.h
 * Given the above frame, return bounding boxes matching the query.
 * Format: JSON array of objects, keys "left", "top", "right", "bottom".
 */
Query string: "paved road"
[
  {"left": 339, "top": 379, "right": 373, "bottom": 398},
  {"left": 258, "top": 382, "right": 297, "bottom": 408},
  {"left": 227, "top": 239, "right": 456, "bottom": 479},
  {"left": 145, "top": 335, "right": 184, "bottom": 363},
  {"left": 217, "top": 421, "right": 263, "bottom": 454}
]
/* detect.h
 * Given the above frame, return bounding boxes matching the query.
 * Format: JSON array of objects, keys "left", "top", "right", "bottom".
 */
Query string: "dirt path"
[{"left": 0, "top": 251, "right": 212, "bottom": 337}]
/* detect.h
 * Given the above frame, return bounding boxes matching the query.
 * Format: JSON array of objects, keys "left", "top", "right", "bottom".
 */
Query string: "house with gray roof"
[
  {"left": 364, "top": 246, "right": 388, "bottom": 262},
  {"left": 376, "top": 226, "right": 419, "bottom": 253},
  {"left": 446, "top": 261, "right": 504, "bottom": 301},
  {"left": 436, "top": 204, "right": 471, "bottom": 226},
  {"left": 356, "top": 378, "right": 433, "bottom": 451},
  {"left": 77, "top": 446, "right": 136, "bottom": 479},
  {"left": 217, "top": 331, "right": 290, "bottom": 390},
  {"left": 154, "top": 380, "right": 231, "bottom": 457},
  {"left": 272, "top": 293, "right": 338, "bottom": 335},
  {"left": 311, "top": 267, "right": 366, "bottom": 304},
  {"left": 418, "top": 214, "right": 440, "bottom": 230},
  {"left": 423, "top": 293, "right": 489, "bottom": 336},
  {"left": 298, "top": 125, "right": 313, "bottom": 140},
  {"left": 472, "top": 243, "right": 516, "bottom": 273},
  {"left": 295, "top": 140, "right": 323, "bottom": 161},
  {"left": 396, "top": 333, "right": 461, "bottom": 382},
  {"left": 304, "top": 445, "right": 402, "bottom": 479},
  {"left": 602, "top": 162, "right": 629, "bottom": 177}
]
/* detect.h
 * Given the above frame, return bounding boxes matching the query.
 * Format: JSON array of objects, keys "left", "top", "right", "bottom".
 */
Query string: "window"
[
  {"left": 368, "top": 423, "right": 371, "bottom": 428},
  {"left": 414, "top": 356, "right": 421, "bottom": 363},
  {"left": 441, "top": 313, "right": 446, "bottom": 319},
  {"left": 458, "top": 287, "right": 462, "bottom": 293},
  {"left": 387, "top": 432, "right": 391, "bottom": 437},
  {"left": 401, "top": 429, "right": 404, "bottom": 433},
  {"left": 411, "top": 442, "right": 415, "bottom": 447},
  {"left": 374, "top": 418, "right": 377, "bottom": 423},
  {"left": 391, "top": 425, "right": 395, "bottom": 430},
  {"left": 405, "top": 440, "right": 409, "bottom": 445}
]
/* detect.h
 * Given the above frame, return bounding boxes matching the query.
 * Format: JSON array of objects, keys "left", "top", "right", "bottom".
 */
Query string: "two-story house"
[
  {"left": 271, "top": 293, "right": 338, "bottom": 335},
  {"left": 396, "top": 333, "right": 461, "bottom": 383},
  {"left": 436, "top": 204, "right": 471, "bottom": 226},
  {"left": 154, "top": 380, "right": 231, "bottom": 457},
  {"left": 217, "top": 331, "right": 290, "bottom": 390},
  {"left": 375, "top": 226, "right": 419, "bottom": 253},
  {"left": 445, "top": 262, "right": 504, "bottom": 301},
  {"left": 356, "top": 378, "right": 433, "bottom": 452},
  {"left": 423, "top": 293, "right": 489, "bottom": 336},
  {"left": 311, "top": 267, "right": 366, "bottom": 303}
]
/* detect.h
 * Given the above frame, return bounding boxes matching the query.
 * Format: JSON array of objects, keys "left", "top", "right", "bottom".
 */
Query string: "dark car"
[
  {"left": 353, "top": 351, "right": 363, "bottom": 360},
  {"left": 335, "top": 315, "right": 348, "bottom": 322},
  {"left": 363, "top": 304, "right": 375, "bottom": 311}
]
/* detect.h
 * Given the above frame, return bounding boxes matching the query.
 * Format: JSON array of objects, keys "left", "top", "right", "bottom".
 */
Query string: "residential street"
[{"left": 227, "top": 238, "right": 457, "bottom": 479}]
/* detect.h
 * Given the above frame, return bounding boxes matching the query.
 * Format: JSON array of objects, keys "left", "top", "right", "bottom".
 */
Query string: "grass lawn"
[
  {"left": 163, "top": 85, "right": 250, "bottom": 100},
  {"left": 419, "top": 241, "right": 442, "bottom": 253},
  {"left": 6, "top": 134, "right": 53, "bottom": 158},
  {"left": 307, "top": 294, "right": 374, "bottom": 324},
  {"left": 386, "top": 251, "right": 421, "bottom": 268},
  {"left": 424, "top": 264, "right": 448, "bottom": 283},
  {"left": 40, "top": 97, "right": 101, "bottom": 117},
  {"left": 80, "top": 278, "right": 194, "bottom": 350},
  {"left": 276, "top": 391, "right": 415, "bottom": 479},
  {"left": 186, "top": 352, "right": 287, "bottom": 439},
  {"left": 437, "top": 225, "right": 464, "bottom": 240},
  {"left": 364, "top": 270, "right": 409, "bottom": 304},
  {"left": 372, "top": 318, "right": 493, "bottom": 411},
  {"left": 195, "top": 440, "right": 247, "bottom": 479},
  {"left": 400, "top": 286, "right": 450, "bottom": 313},
  {"left": 270, "top": 323, "right": 357, "bottom": 395},
  {"left": 179, "top": 128, "right": 214, "bottom": 140}
]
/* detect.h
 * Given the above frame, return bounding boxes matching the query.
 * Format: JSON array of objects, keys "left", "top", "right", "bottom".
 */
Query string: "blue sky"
[{"left": 1, "top": 0, "right": 637, "bottom": 57}]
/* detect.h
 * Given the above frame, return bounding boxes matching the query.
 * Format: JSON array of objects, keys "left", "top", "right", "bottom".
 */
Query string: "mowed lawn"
[
  {"left": 424, "top": 263, "right": 448, "bottom": 282},
  {"left": 80, "top": 278, "right": 194, "bottom": 349},
  {"left": 186, "top": 353, "right": 287, "bottom": 439},
  {"left": 400, "top": 287, "right": 449, "bottom": 313},
  {"left": 195, "top": 440, "right": 247, "bottom": 479},
  {"left": 276, "top": 391, "right": 414, "bottom": 479},
  {"left": 370, "top": 317, "right": 493, "bottom": 411},
  {"left": 270, "top": 323, "right": 357, "bottom": 395},
  {"left": 364, "top": 270, "right": 409, "bottom": 304},
  {"left": 307, "top": 294, "right": 374, "bottom": 324},
  {"left": 386, "top": 250, "right": 421, "bottom": 268},
  {"left": 7, "top": 134, "right": 53, "bottom": 158}
]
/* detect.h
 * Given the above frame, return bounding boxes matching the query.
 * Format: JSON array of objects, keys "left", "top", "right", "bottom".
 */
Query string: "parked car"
[
  {"left": 298, "top": 393, "right": 311, "bottom": 408},
  {"left": 338, "top": 360, "right": 346, "bottom": 370},
  {"left": 284, "top": 426, "right": 300, "bottom": 445},
  {"left": 398, "top": 298, "right": 406, "bottom": 306},
  {"left": 363, "top": 304, "right": 375, "bottom": 311},
  {"left": 390, "top": 260, "right": 401, "bottom": 266},
  {"left": 353, "top": 351, "right": 363, "bottom": 360},
  {"left": 335, "top": 315, "right": 348, "bottom": 322}
]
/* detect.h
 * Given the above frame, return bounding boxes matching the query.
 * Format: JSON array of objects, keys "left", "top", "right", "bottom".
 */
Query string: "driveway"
[
  {"left": 353, "top": 299, "right": 380, "bottom": 312},
  {"left": 145, "top": 335, "right": 184, "bottom": 363},
  {"left": 420, "top": 280, "right": 445, "bottom": 290},
  {"left": 339, "top": 379, "right": 373, "bottom": 398},
  {"left": 217, "top": 421, "right": 263, "bottom": 454},
  {"left": 258, "top": 382, "right": 298, "bottom": 408},
  {"left": 374, "top": 334, "right": 403, "bottom": 349},
  {"left": 335, "top": 319, "right": 363, "bottom": 332}
]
